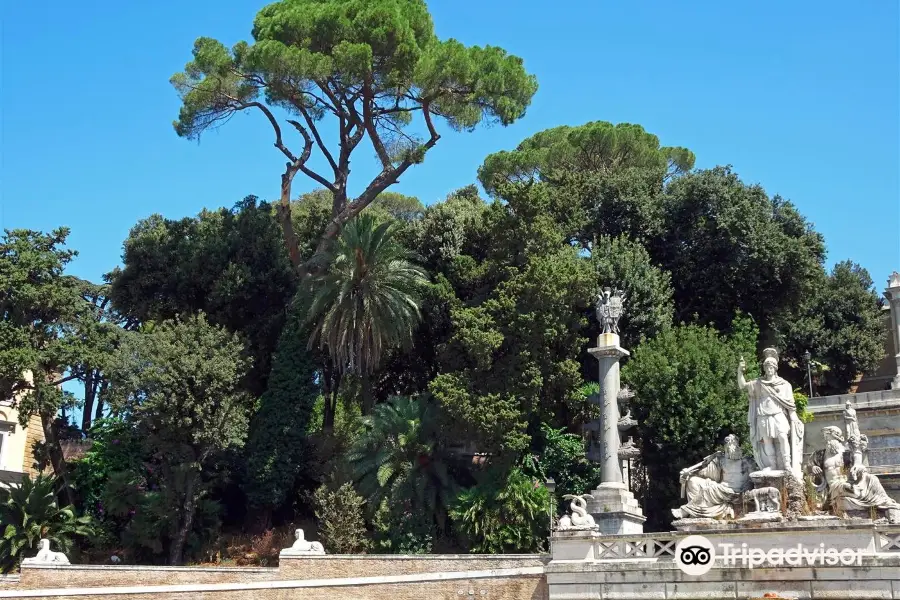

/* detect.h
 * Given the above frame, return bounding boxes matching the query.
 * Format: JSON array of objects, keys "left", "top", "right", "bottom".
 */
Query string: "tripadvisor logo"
[
  {"left": 674, "top": 534, "right": 865, "bottom": 576},
  {"left": 675, "top": 535, "right": 715, "bottom": 576}
]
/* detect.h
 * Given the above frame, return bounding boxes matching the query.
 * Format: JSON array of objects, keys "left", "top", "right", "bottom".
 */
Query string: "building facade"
[{"left": 0, "top": 373, "right": 46, "bottom": 487}]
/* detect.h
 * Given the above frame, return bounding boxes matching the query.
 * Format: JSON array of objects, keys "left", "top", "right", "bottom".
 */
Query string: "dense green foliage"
[
  {"left": 243, "top": 298, "right": 320, "bottom": 519},
  {"left": 449, "top": 467, "right": 550, "bottom": 554},
  {"left": 105, "top": 315, "right": 251, "bottom": 564},
  {"left": 2, "top": 1, "right": 889, "bottom": 560},
  {"left": 313, "top": 483, "right": 370, "bottom": 554},
  {"left": 623, "top": 316, "right": 758, "bottom": 530},
  {"left": 0, "top": 474, "right": 94, "bottom": 573},
  {"left": 348, "top": 395, "right": 454, "bottom": 532},
  {"left": 0, "top": 228, "right": 119, "bottom": 502},
  {"left": 307, "top": 215, "right": 429, "bottom": 413},
  {"left": 109, "top": 197, "right": 295, "bottom": 397}
]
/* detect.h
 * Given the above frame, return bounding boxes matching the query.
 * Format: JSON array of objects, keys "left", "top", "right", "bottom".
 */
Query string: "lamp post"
[
  {"left": 545, "top": 477, "right": 556, "bottom": 553},
  {"left": 804, "top": 349, "right": 813, "bottom": 398}
]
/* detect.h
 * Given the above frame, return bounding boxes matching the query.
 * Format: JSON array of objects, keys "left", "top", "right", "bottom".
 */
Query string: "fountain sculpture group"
[
  {"left": 558, "top": 287, "right": 900, "bottom": 531},
  {"left": 545, "top": 282, "right": 900, "bottom": 598}
]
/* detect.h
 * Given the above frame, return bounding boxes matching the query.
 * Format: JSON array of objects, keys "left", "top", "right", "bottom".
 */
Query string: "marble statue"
[
  {"left": 280, "top": 529, "right": 325, "bottom": 555},
  {"left": 23, "top": 539, "right": 70, "bottom": 565},
  {"left": 558, "top": 494, "right": 597, "bottom": 529},
  {"left": 807, "top": 426, "right": 900, "bottom": 522},
  {"left": 738, "top": 348, "right": 804, "bottom": 478},
  {"left": 596, "top": 288, "right": 626, "bottom": 334},
  {"left": 672, "top": 434, "right": 754, "bottom": 520},
  {"left": 744, "top": 486, "right": 781, "bottom": 514},
  {"left": 843, "top": 399, "right": 860, "bottom": 442}
]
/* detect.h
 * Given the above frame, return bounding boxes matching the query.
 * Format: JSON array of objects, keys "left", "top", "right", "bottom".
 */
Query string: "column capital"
[{"left": 588, "top": 333, "right": 630, "bottom": 359}]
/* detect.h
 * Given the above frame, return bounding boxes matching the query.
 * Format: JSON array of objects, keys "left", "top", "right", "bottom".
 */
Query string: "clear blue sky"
[{"left": 2, "top": 0, "right": 899, "bottom": 287}]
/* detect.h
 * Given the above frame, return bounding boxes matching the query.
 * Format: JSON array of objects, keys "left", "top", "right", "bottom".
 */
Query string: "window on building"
[{"left": 0, "top": 421, "right": 15, "bottom": 470}]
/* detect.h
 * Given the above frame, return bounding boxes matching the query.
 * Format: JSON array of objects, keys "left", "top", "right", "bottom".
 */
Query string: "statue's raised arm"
[{"left": 737, "top": 356, "right": 749, "bottom": 391}]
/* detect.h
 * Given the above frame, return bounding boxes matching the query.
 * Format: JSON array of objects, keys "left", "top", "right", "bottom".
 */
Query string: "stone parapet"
[{"left": 277, "top": 553, "right": 549, "bottom": 579}]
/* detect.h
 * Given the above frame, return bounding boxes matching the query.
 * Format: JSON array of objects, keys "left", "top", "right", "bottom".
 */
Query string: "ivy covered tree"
[
  {"left": 106, "top": 314, "right": 251, "bottom": 565},
  {"left": 242, "top": 297, "right": 319, "bottom": 525},
  {"left": 171, "top": 0, "right": 538, "bottom": 273}
]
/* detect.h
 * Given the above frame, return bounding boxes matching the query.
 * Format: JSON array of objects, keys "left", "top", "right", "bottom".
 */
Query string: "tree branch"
[
  {"left": 304, "top": 101, "right": 442, "bottom": 271},
  {"left": 295, "top": 103, "right": 339, "bottom": 177},
  {"left": 362, "top": 79, "right": 392, "bottom": 169},
  {"left": 285, "top": 120, "right": 338, "bottom": 192}
]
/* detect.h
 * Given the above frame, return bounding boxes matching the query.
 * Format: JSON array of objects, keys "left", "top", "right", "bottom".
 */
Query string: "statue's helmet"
[{"left": 761, "top": 347, "right": 779, "bottom": 370}]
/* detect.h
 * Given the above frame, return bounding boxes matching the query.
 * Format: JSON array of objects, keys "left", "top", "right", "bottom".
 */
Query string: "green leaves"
[
  {"left": 0, "top": 474, "right": 95, "bottom": 573},
  {"left": 449, "top": 467, "right": 549, "bottom": 554},
  {"left": 347, "top": 395, "right": 455, "bottom": 530},
  {"left": 478, "top": 121, "right": 693, "bottom": 196},
  {"left": 306, "top": 214, "right": 428, "bottom": 377},
  {"left": 623, "top": 315, "right": 757, "bottom": 529}
]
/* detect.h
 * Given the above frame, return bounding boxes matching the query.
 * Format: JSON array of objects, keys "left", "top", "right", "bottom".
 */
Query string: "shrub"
[
  {"left": 0, "top": 474, "right": 95, "bottom": 572},
  {"left": 372, "top": 500, "right": 433, "bottom": 554},
  {"left": 450, "top": 467, "right": 549, "bottom": 554},
  {"left": 312, "top": 483, "right": 369, "bottom": 554}
]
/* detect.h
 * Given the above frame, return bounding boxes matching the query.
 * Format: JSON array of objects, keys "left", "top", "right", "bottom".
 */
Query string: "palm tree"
[
  {"left": 0, "top": 474, "right": 94, "bottom": 573},
  {"left": 306, "top": 213, "right": 428, "bottom": 415},
  {"left": 348, "top": 395, "right": 456, "bottom": 530}
]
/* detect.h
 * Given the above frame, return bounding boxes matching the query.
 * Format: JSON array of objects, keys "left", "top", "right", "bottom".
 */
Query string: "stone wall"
[
  {"left": 0, "top": 573, "right": 547, "bottom": 600},
  {"left": 547, "top": 555, "right": 900, "bottom": 599},
  {"left": 278, "top": 553, "right": 548, "bottom": 579},
  {"left": 4, "top": 556, "right": 549, "bottom": 600},
  {"left": 17, "top": 564, "right": 278, "bottom": 589}
]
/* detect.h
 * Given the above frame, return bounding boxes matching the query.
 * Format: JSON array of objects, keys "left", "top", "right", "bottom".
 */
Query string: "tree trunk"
[
  {"left": 40, "top": 411, "right": 76, "bottom": 506},
  {"left": 278, "top": 172, "right": 303, "bottom": 271},
  {"left": 94, "top": 380, "right": 108, "bottom": 424},
  {"left": 361, "top": 371, "right": 373, "bottom": 415},
  {"left": 168, "top": 472, "right": 200, "bottom": 566},
  {"left": 322, "top": 360, "right": 340, "bottom": 430},
  {"left": 81, "top": 371, "right": 96, "bottom": 432}
]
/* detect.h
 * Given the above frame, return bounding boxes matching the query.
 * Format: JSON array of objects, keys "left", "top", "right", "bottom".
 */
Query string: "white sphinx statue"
[
  {"left": 22, "top": 539, "right": 70, "bottom": 565},
  {"left": 806, "top": 426, "right": 900, "bottom": 523},
  {"left": 672, "top": 434, "right": 754, "bottom": 520},
  {"left": 279, "top": 529, "right": 325, "bottom": 556}
]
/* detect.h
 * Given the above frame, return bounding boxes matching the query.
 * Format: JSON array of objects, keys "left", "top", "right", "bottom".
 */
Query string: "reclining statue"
[
  {"left": 807, "top": 426, "right": 900, "bottom": 523},
  {"left": 672, "top": 434, "right": 754, "bottom": 520}
]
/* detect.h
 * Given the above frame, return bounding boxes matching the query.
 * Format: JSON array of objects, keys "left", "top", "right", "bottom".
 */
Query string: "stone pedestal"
[{"left": 584, "top": 483, "right": 646, "bottom": 535}]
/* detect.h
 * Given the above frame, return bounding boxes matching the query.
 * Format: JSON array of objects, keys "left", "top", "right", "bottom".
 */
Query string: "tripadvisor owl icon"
[{"left": 675, "top": 535, "right": 715, "bottom": 576}]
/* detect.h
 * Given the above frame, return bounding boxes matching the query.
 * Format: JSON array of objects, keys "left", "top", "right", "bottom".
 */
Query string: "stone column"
[
  {"left": 589, "top": 332, "right": 628, "bottom": 486},
  {"left": 583, "top": 289, "right": 645, "bottom": 535},
  {"left": 885, "top": 271, "right": 900, "bottom": 390}
]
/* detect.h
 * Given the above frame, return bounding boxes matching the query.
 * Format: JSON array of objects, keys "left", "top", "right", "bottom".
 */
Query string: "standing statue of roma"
[{"left": 737, "top": 348, "right": 804, "bottom": 478}]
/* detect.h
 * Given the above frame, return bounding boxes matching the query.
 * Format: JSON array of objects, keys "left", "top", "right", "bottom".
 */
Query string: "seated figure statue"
[
  {"left": 807, "top": 426, "right": 900, "bottom": 523},
  {"left": 672, "top": 434, "right": 754, "bottom": 520}
]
